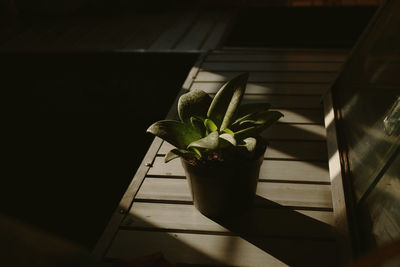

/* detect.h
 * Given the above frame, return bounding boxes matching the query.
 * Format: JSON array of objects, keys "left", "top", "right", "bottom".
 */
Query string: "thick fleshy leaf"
[
  {"left": 190, "top": 116, "right": 206, "bottom": 137},
  {"left": 233, "top": 103, "right": 271, "bottom": 125},
  {"left": 222, "top": 128, "right": 235, "bottom": 136},
  {"left": 187, "top": 131, "right": 219, "bottom": 150},
  {"left": 219, "top": 133, "right": 236, "bottom": 148},
  {"left": 234, "top": 111, "right": 284, "bottom": 140},
  {"left": 204, "top": 119, "right": 218, "bottom": 134},
  {"left": 207, "top": 73, "right": 248, "bottom": 130},
  {"left": 239, "top": 110, "right": 284, "bottom": 126},
  {"left": 165, "top": 149, "right": 194, "bottom": 163},
  {"left": 147, "top": 120, "right": 202, "bottom": 149},
  {"left": 178, "top": 90, "right": 212, "bottom": 122},
  {"left": 238, "top": 137, "right": 257, "bottom": 153}
]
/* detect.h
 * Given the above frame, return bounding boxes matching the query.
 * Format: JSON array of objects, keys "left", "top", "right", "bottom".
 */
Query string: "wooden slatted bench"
[
  {"left": 93, "top": 48, "right": 352, "bottom": 266},
  {"left": 0, "top": 7, "right": 233, "bottom": 52}
]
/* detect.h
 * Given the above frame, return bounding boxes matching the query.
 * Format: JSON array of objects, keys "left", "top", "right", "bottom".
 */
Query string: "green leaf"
[
  {"left": 178, "top": 90, "right": 212, "bottom": 122},
  {"left": 234, "top": 111, "right": 284, "bottom": 140},
  {"left": 238, "top": 137, "right": 257, "bottom": 153},
  {"left": 204, "top": 119, "right": 218, "bottom": 134},
  {"left": 219, "top": 133, "right": 237, "bottom": 148},
  {"left": 190, "top": 116, "right": 206, "bottom": 137},
  {"left": 233, "top": 103, "right": 271, "bottom": 125},
  {"left": 239, "top": 110, "right": 284, "bottom": 126},
  {"left": 165, "top": 149, "right": 194, "bottom": 163},
  {"left": 147, "top": 120, "right": 202, "bottom": 149},
  {"left": 222, "top": 128, "right": 235, "bottom": 136},
  {"left": 207, "top": 73, "right": 248, "bottom": 131},
  {"left": 190, "top": 147, "right": 202, "bottom": 159},
  {"left": 187, "top": 131, "right": 219, "bottom": 151}
]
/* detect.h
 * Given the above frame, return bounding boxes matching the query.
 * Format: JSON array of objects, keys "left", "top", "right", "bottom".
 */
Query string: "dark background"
[{"left": 2, "top": 52, "right": 197, "bottom": 248}]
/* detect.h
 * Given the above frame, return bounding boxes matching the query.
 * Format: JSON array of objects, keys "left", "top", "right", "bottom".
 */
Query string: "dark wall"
[{"left": 1, "top": 52, "right": 197, "bottom": 248}]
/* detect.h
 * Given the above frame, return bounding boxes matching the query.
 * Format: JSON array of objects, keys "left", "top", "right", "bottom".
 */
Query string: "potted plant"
[{"left": 147, "top": 73, "right": 283, "bottom": 218}]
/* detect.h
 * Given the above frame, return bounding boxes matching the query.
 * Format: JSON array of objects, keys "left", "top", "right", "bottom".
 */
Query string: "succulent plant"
[{"left": 147, "top": 73, "right": 283, "bottom": 163}]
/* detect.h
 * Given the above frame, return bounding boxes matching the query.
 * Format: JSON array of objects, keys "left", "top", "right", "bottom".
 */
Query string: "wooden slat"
[
  {"left": 79, "top": 18, "right": 122, "bottom": 50},
  {"left": 270, "top": 109, "right": 323, "bottom": 124},
  {"left": 205, "top": 53, "right": 347, "bottom": 62},
  {"left": 262, "top": 124, "right": 326, "bottom": 140},
  {"left": 52, "top": 17, "right": 100, "bottom": 51},
  {"left": 323, "top": 90, "right": 352, "bottom": 262},
  {"left": 101, "top": 14, "right": 167, "bottom": 50},
  {"left": 201, "top": 10, "right": 232, "bottom": 50},
  {"left": 195, "top": 71, "right": 338, "bottom": 83},
  {"left": 136, "top": 178, "right": 333, "bottom": 209},
  {"left": 175, "top": 12, "right": 216, "bottom": 50},
  {"left": 107, "top": 230, "right": 337, "bottom": 266},
  {"left": 241, "top": 94, "right": 323, "bottom": 109},
  {"left": 122, "top": 15, "right": 175, "bottom": 50},
  {"left": 220, "top": 47, "right": 348, "bottom": 53},
  {"left": 191, "top": 81, "right": 329, "bottom": 95},
  {"left": 201, "top": 62, "right": 343, "bottom": 72},
  {"left": 147, "top": 156, "right": 329, "bottom": 183},
  {"left": 267, "top": 140, "right": 327, "bottom": 160},
  {"left": 158, "top": 140, "right": 328, "bottom": 161},
  {"left": 149, "top": 11, "right": 198, "bottom": 50},
  {"left": 122, "top": 202, "right": 335, "bottom": 238}
]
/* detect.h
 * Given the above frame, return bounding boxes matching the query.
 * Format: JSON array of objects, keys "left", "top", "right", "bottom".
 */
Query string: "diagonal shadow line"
[
  {"left": 261, "top": 123, "right": 326, "bottom": 142},
  {"left": 212, "top": 196, "right": 340, "bottom": 267}
]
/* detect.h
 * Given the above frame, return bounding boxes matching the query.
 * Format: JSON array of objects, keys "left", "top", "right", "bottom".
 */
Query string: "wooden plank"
[
  {"left": 262, "top": 124, "right": 326, "bottom": 140},
  {"left": 149, "top": 10, "right": 198, "bottom": 50},
  {"left": 191, "top": 81, "right": 329, "bottom": 95},
  {"left": 270, "top": 109, "right": 323, "bottom": 124},
  {"left": 122, "top": 202, "right": 335, "bottom": 238},
  {"left": 205, "top": 53, "right": 347, "bottom": 62},
  {"left": 158, "top": 140, "right": 328, "bottom": 161},
  {"left": 136, "top": 178, "right": 333, "bottom": 209},
  {"left": 63, "top": 18, "right": 104, "bottom": 50},
  {"left": 147, "top": 156, "right": 330, "bottom": 183},
  {"left": 201, "top": 62, "right": 343, "bottom": 72},
  {"left": 49, "top": 17, "right": 100, "bottom": 51},
  {"left": 267, "top": 140, "right": 327, "bottom": 160},
  {"left": 98, "top": 14, "right": 156, "bottom": 50},
  {"left": 174, "top": 11, "right": 216, "bottom": 50},
  {"left": 220, "top": 47, "right": 348, "bottom": 54},
  {"left": 201, "top": 10, "right": 232, "bottom": 50},
  {"left": 241, "top": 94, "right": 323, "bottom": 109},
  {"left": 107, "top": 230, "right": 337, "bottom": 266},
  {"left": 195, "top": 71, "right": 338, "bottom": 83},
  {"left": 323, "top": 90, "right": 352, "bottom": 262}
]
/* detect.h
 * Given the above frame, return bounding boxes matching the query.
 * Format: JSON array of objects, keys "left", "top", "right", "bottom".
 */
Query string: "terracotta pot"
[{"left": 181, "top": 145, "right": 266, "bottom": 218}]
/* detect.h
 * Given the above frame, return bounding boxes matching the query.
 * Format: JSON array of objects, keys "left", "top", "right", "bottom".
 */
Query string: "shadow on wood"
[{"left": 213, "top": 196, "right": 339, "bottom": 266}]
